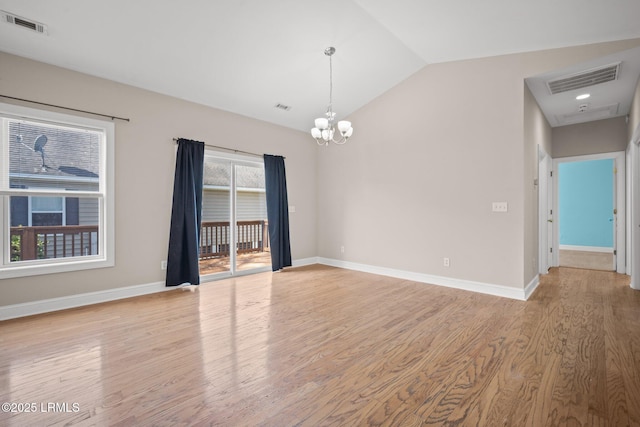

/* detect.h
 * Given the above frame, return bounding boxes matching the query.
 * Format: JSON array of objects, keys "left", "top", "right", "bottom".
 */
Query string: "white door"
[{"left": 538, "top": 147, "right": 553, "bottom": 273}]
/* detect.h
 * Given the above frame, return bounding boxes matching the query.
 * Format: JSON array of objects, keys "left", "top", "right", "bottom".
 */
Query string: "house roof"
[
  {"left": 203, "top": 158, "right": 265, "bottom": 189},
  {"left": 8, "top": 119, "right": 100, "bottom": 183}
]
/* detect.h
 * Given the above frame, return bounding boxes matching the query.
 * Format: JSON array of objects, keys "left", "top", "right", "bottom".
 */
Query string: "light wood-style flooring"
[{"left": 1, "top": 265, "right": 639, "bottom": 426}]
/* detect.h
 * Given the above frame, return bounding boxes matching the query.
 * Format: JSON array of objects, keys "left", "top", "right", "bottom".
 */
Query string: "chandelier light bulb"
[
  {"left": 315, "top": 118, "right": 329, "bottom": 130},
  {"left": 337, "top": 121, "right": 351, "bottom": 133}
]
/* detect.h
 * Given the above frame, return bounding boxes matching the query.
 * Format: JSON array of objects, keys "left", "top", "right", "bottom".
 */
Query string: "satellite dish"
[
  {"left": 33, "top": 135, "right": 48, "bottom": 169},
  {"left": 34, "top": 135, "right": 48, "bottom": 152}
]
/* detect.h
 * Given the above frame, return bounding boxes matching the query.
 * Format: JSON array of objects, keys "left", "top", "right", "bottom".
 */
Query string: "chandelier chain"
[{"left": 328, "top": 53, "right": 333, "bottom": 114}]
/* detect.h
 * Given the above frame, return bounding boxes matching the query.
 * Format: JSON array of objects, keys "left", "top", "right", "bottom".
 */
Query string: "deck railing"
[
  {"left": 10, "top": 225, "right": 99, "bottom": 261},
  {"left": 10, "top": 219, "right": 269, "bottom": 262},
  {"left": 200, "top": 220, "right": 269, "bottom": 259}
]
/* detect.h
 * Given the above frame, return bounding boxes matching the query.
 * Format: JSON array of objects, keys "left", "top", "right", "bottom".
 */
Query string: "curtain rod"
[
  {"left": 173, "top": 138, "right": 284, "bottom": 159},
  {"left": 0, "top": 94, "right": 130, "bottom": 122}
]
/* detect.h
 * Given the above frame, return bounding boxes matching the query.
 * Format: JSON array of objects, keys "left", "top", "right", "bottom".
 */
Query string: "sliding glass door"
[{"left": 199, "top": 153, "right": 270, "bottom": 277}]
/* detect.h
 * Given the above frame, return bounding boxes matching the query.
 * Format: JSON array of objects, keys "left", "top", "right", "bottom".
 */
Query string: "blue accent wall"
[{"left": 559, "top": 159, "right": 614, "bottom": 248}]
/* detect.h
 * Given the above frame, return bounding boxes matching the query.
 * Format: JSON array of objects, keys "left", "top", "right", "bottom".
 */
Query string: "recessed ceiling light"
[{"left": 576, "top": 93, "right": 590, "bottom": 100}]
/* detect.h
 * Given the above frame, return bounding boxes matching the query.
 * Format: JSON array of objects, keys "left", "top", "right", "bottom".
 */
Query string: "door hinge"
[
  {"left": 550, "top": 247, "right": 553, "bottom": 253},
  {"left": 550, "top": 171, "right": 553, "bottom": 177},
  {"left": 550, "top": 209, "right": 553, "bottom": 215},
  {"left": 614, "top": 250, "right": 617, "bottom": 255},
  {"left": 614, "top": 208, "right": 617, "bottom": 215}
]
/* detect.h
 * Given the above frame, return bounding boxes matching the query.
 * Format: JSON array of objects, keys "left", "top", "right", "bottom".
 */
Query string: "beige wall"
[
  {"left": 523, "top": 85, "right": 552, "bottom": 284},
  {"left": 0, "top": 52, "right": 316, "bottom": 306},
  {"left": 552, "top": 117, "right": 629, "bottom": 158},
  {"left": 317, "top": 38, "right": 640, "bottom": 289}
]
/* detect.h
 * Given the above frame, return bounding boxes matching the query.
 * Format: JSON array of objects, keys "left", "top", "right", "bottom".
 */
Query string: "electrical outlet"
[
  {"left": 443, "top": 257, "right": 450, "bottom": 267},
  {"left": 340, "top": 246, "right": 345, "bottom": 254},
  {"left": 161, "top": 260, "right": 167, "bottom": 270}
]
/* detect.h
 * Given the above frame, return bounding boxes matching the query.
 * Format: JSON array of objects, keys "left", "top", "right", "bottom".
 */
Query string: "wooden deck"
[
  {"left": 199, "top": 250, "right": 271, "bottom": 275},
  {"left": 1, "top": 266, "right": 638, "bottom": 425}
]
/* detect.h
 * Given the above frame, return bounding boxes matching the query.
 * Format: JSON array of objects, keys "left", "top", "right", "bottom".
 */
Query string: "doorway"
[
  {"left": 199, "top": 152, "right": 271, "bottom": 278},
  {"left": 552, "top": 152, "right": 625, "bottom": 273}
]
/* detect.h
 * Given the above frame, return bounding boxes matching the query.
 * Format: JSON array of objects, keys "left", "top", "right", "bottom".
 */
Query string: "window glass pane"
[
  {"left": 31, "top": 196, "right": 63, "bottom": 212},
  {"left": 235, "top": 163, "right": 269, "bottom": 272},
  {"left": 32, "top": 213, "right": 63, "bottom": 227},
  {"left": 10, "top": 196, "right": 100, "bottom": 262},
  {"left": 9, "top": 119, "right": 100, "bottom": 192},
  {"left": 201, "top": 157, "right": 232, "bottom": 274}
]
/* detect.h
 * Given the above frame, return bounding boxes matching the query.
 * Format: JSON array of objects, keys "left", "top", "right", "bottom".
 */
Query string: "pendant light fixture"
[{"left": 311, "top": 47, "right": 353, "bottom": 146}]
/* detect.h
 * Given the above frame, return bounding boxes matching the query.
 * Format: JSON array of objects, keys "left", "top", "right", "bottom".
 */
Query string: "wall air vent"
[
  {"left": 547, "top": 63, "right": 620, "bottom": 95},
  {"left": 1, "top": 11, "right": 48, "bottom": 35}
]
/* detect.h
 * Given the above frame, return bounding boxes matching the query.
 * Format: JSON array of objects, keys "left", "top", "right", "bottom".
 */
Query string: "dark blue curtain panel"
[
  {"left": 264, "top": 154, "right": 292, "bottom": 271},
  {"left": 166, "top": 139, "right": 204, "bottom": 286}
]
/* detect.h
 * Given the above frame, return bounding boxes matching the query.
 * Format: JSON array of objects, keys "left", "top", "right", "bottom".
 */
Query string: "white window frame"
[{"left": 0, "top": 102, "right": 114, "bottom": 279}]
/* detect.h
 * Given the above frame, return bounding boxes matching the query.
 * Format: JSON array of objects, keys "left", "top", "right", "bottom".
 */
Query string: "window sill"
[{"left": 0, "top": 257, "right": 114, "bottom": 280}]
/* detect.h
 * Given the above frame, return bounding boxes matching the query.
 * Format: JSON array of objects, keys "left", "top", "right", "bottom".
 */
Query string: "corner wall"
[
  {"left": 629, "top": 72, "right": 640, "bottom": 141},
  {"left": 316, "top": 38, "right": 640, "bottom": 291},
  {"left": 553, "top": 117, "right": 628, "bottom": 158}
]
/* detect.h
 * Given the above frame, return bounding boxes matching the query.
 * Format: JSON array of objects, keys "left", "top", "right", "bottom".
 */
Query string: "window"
[
  {"left": 0, "top": 102, "right": 114, "bottom": 278},
  {"left": 30, "top": 196, "right": 65, "bottom": 226}
]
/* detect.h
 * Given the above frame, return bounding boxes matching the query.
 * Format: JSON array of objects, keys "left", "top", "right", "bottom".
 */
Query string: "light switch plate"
[{"left": 492, "top": 202, "right": 508, "bottom": 212}]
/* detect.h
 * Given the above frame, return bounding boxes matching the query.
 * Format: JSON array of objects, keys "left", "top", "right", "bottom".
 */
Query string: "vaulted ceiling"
[{"left": 1, "top": 0, "right": 640, "bottom": 131}]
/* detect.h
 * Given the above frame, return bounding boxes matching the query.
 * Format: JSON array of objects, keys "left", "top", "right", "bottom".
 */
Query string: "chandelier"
[{"left": 311, "top": 47, "right": 354, "bottom": 145}]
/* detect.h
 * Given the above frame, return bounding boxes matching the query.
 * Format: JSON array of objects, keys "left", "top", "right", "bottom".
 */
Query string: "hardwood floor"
[{"left": 1, "top": 265, "right": 639, "bottom": 426}]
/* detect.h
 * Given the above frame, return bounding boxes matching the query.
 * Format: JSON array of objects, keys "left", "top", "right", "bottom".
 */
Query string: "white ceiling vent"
[
  {"left": 274, "top": 103, "right": 292, "bottom": 111},
  {"left": 1, "top": 11, "right": 48, "bottom": 35},
  {"left": 547, "top": 63, "right": 620, "bottom": 95}
]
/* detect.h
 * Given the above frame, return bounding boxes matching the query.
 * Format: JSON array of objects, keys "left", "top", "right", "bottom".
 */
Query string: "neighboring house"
[
  {"left": 8, "top": 119, "right": 101, "bottom": 260},
  {"left": 200, "top": 158, "right": 268, "bottom": 256},
  {"left": 202, "top": 158, "right": 267, "bottom": 222},
  {"left": 8, "top": 119, "right": 100, "bottom": 228}
]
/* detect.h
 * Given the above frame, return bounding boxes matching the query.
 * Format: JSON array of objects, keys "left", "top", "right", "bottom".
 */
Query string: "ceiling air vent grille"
[
  {"left": 547, "top": 62, "right": 620, "bottom": 95},
  {"left": 274, "top": 103, "right": 292, "bottom": 111},
  {"left": 1, "top": 11, "right": 48, "bottom": 35}
]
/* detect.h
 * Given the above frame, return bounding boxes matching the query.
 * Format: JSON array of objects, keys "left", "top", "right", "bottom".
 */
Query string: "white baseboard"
[
  {"left": 291, "top": 257, "right": 319, "bottom": 267},
  {"left": 524, "top": 274, "right": 540, "bottom": 300},
  {"left": 0, "top": 280, "right": 171, "bottom": 321},
  {"left": 317, "top": 257, "right": 530, "bottom": 301},
  {"left": 1, "top": 256, "right": 534, "bottom": 321},
  {"left": 559, "top": 245, "right": 614, "bottom": 253}
]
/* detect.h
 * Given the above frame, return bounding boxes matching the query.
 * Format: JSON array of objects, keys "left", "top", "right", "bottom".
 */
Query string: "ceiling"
[{"left": 1, "top": 0, "right": 640, "bottom": 132}]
